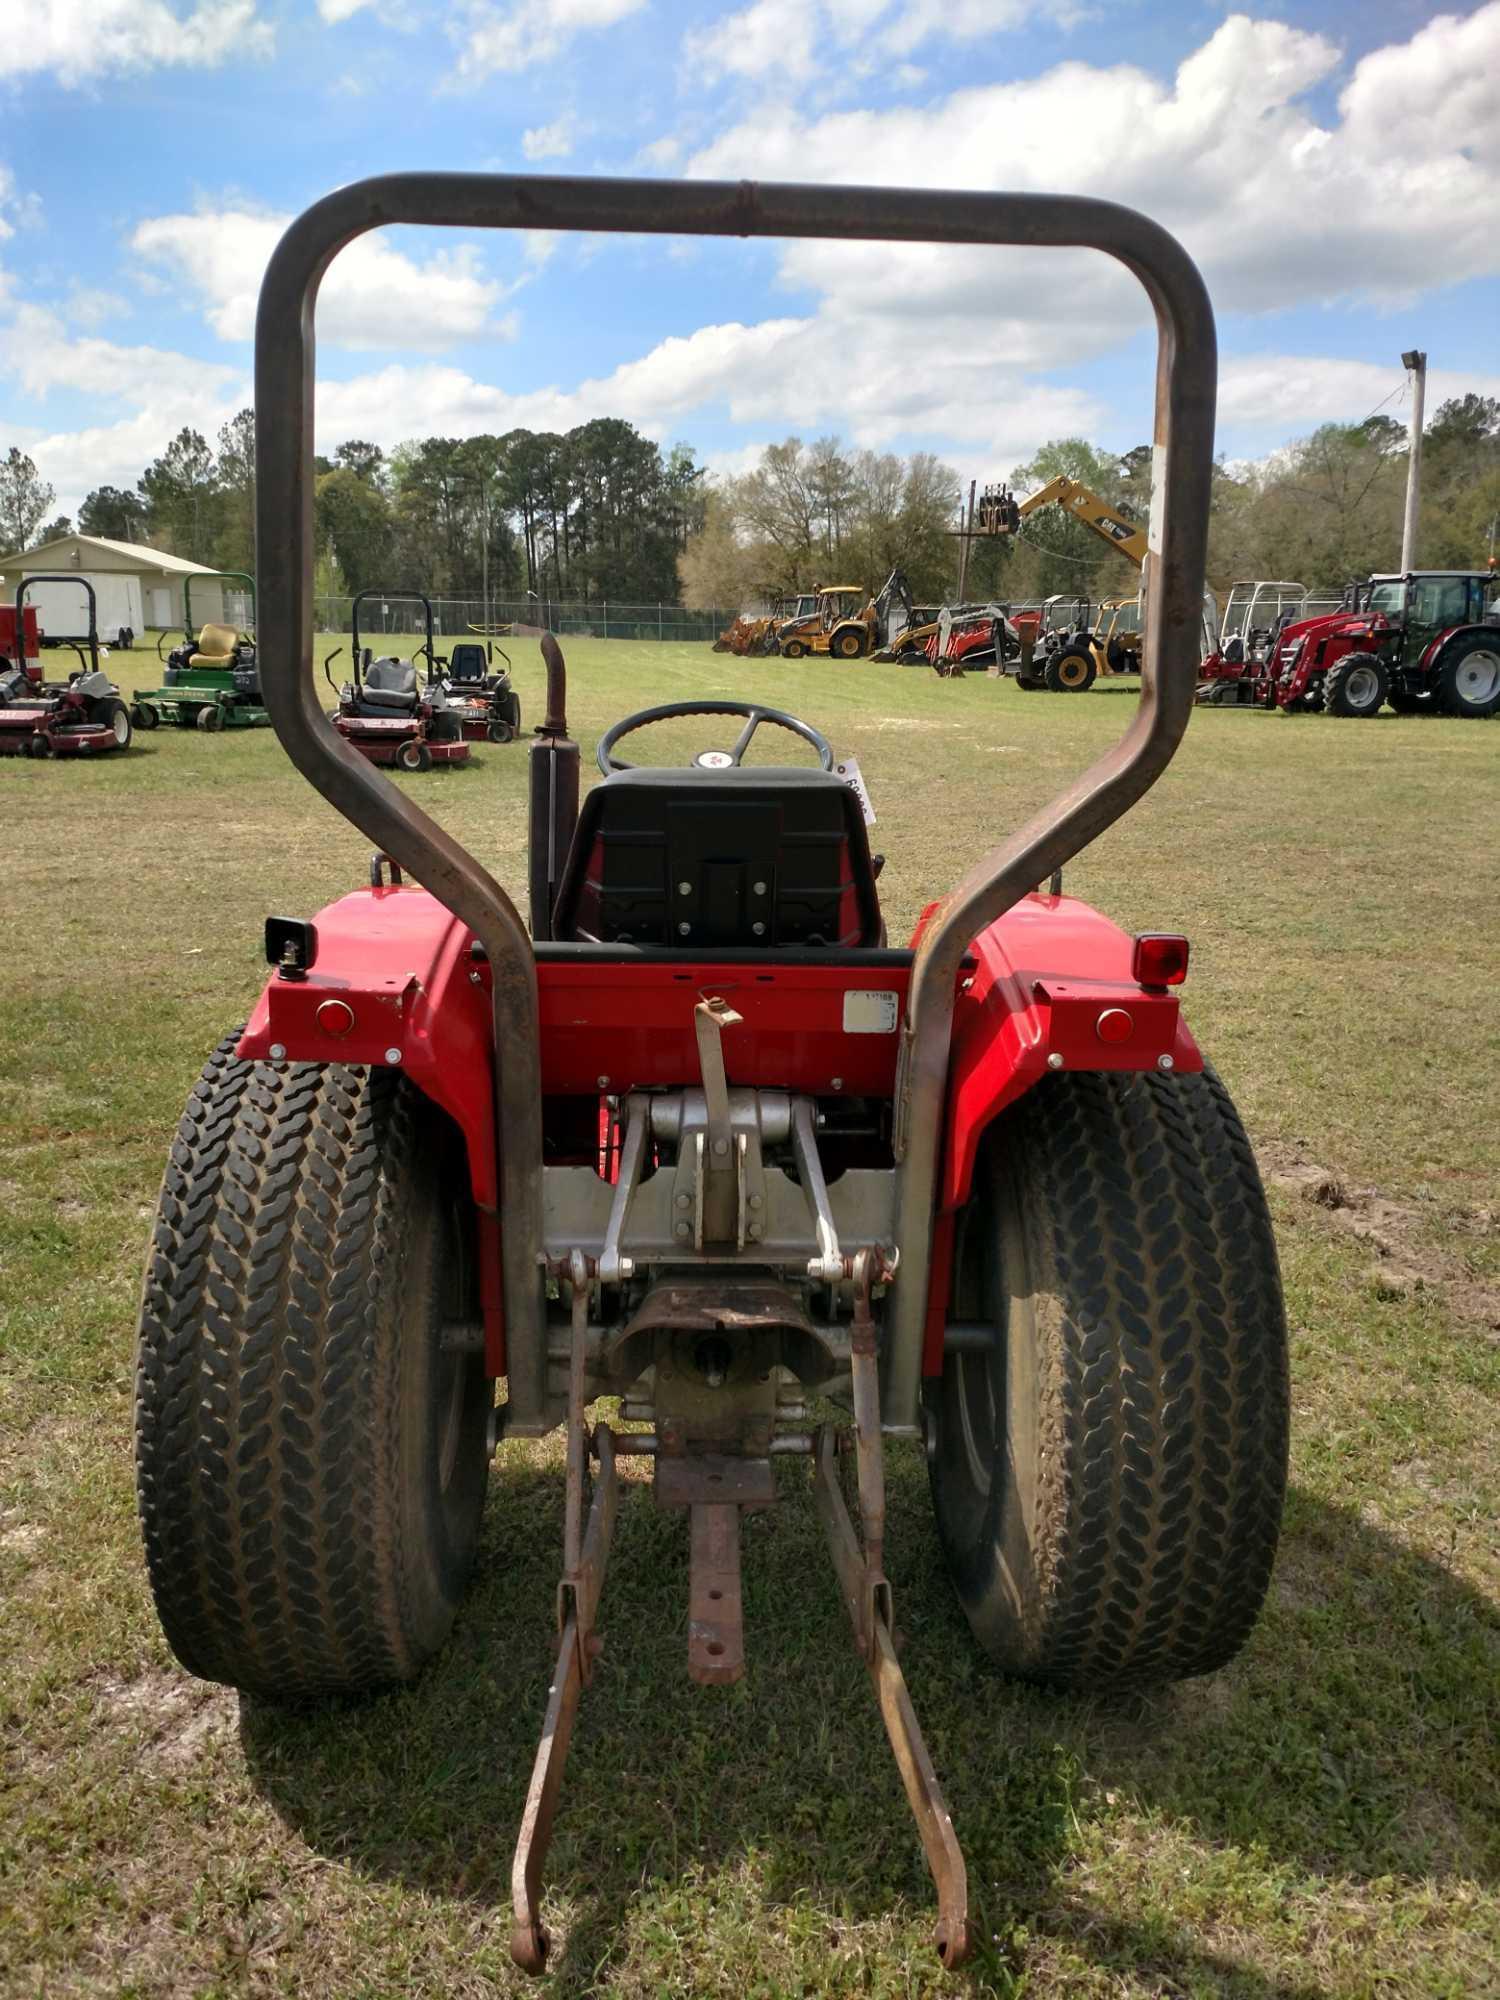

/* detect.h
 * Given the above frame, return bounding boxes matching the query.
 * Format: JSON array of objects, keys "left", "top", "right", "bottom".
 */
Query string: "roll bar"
[
  {"left": 183, "top": 570, "right": 256, "bottom": 642},
  {"left": 17, "top": 575, "right": 100, "bottom": 677},
  {"left": 350, "top": 587, "right": 438, "bottom": 680},
  {"left": 254, "top": 174, "right": 1216, "bottom": 1435}
]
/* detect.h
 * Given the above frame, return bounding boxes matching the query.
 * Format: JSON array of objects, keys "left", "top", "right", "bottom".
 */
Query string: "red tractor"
[
  {"left": 0, "top": 578, "right": 133, "bottom": 757},
  {"left": 133, "top": 175, "right": 1288, "bottom": 1975},
  {"left": 1253, "top": 570, "right": 1500, "bottom": 718}
]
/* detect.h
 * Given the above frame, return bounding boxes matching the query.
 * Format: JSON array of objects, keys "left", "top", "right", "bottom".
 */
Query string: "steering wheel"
[{"left": 596, "top": 699, "right": 834, "bottom": 776}]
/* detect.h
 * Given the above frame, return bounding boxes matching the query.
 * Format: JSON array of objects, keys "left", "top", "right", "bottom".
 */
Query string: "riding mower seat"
[
  {"left": 191, "top": 622, "right": 241, "bottom": 668},
  {"left": 552, "top": 766, "right": 882, "bottom": 949},
  {"left": 353, "top": 656, "right": 420, "bottom": 715},
  {"left": 447, "top": 643, "right": 490, "bottom": 684}
]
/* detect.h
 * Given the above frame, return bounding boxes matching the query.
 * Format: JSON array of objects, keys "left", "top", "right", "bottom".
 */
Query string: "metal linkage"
[
  {"left": 812, "top": 1255, "right": 971, "bottom": 1969},
  {"left": 511, "top": 1256, "right": 620, "bottom": 1975}
]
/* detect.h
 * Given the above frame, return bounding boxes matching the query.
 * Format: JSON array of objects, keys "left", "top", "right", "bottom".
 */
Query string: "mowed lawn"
[{"left": 2, "top": 635, "right": 1497, "bottom": 1999}]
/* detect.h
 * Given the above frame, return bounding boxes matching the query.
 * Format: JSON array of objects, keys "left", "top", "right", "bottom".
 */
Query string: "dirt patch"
[
  {"left": 1257, "top": 1140, "right": 1500, "bottom": 1334},
  {"left": 92, "top": 1668, "right": 239, "bottom": 1773}
]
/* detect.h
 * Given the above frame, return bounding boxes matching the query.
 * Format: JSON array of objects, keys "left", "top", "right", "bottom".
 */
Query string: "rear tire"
[
  {"left": 927, "top": 1066, "right": 1288, "bottom": 1689},
  {"left": 1324, "top": 652, "right": 1387, "bottom": 717},
  {"left": 1436, "top": 635, "right": 1500, "bottom": 718},
  {"left": 832, "top": 628, "right": 864, "bottom": 660},
  {"left": 135, "top": 1038, "right": 491, "bottom": 1700},
  {"left": 106, "top": 699, "right": 133, "bottom": 749}
]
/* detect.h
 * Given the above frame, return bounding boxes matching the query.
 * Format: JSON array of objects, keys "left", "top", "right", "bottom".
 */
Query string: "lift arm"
[{"left": 1007, "top": 475, "right": 1148, "bottom": 568}]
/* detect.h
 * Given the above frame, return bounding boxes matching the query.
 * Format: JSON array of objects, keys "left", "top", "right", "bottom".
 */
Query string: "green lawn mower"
[{"left": 132, "top": 571, "right": 269, "bottom": 733}]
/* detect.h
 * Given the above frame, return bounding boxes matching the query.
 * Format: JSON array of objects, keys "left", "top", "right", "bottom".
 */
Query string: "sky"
[{"left": 2, "top": 0, "right": 1499, "bottom": 521}]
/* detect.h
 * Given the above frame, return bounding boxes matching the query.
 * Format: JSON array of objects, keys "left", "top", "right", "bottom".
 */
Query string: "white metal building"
[{"left": 0, "top": 534, "right": 236, "bottom": 641}]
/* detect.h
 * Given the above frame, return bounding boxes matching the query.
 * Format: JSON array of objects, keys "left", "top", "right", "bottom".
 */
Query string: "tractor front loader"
[{"left": 134, "top": 173, "right": 1288, "bottom": 1976}]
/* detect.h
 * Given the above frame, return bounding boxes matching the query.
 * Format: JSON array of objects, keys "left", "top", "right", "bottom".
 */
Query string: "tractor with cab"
[
  {"left": 0, "top": 578, "right": 132, "bottom": 757},
  {"left": 134, "top": 172, "right": 1288, "bottom": 1977},
  {"left": 132, "top": 571, "right": 267, "bottom": 733},
  {"left": 1258, "top": 570, "right": 1500, "bottom": 717},
  {"left": 324, "top": 588, "right": 470, "bottom": 770}
]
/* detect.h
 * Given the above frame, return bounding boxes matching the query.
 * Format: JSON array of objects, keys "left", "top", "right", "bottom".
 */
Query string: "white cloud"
[
  {"left": 0, "top": 0, "right": 272, "bottom": 83},
  {"left": 522, "top": 117, "right": 575, "bottom": 161},
  {"left": 65, "top": 287, "right": 132, "bottom": 331},
  {"left": 684, "top": 0, "right": 1074, "bottom": 84},
  {"left": 0, "top": 309, "right": 248, "bottom": 516},
  {"left": 130, "top": 208, "right": 516, "bottom": 350},
  {"left": 1216, "top": 356, "right": 1500, "bottom": 446},
  {"left": 454, "top": 0, "right": 645, "bottom": 79},
  {"left": 317, "top": 0, "right": 374, "bottom": 18},
  {"left": 684, "top": 6, "right": 1500, "bottom": 317}
]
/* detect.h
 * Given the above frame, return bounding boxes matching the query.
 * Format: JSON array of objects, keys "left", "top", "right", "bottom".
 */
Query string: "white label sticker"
[
  {"left": 843, "top": 989, "right": 899, "bottom": 1034},
  {"left": 1147, "top": 441, "right": 1166, "bottom": 558},
  {"left": 835, "top": 755, "right": 876, "bottom": 826}
]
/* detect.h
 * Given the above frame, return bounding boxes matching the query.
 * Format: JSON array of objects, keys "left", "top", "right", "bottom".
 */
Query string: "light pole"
[{"left": 1399, "top": 349, "right": 1426, "bottom": 573}]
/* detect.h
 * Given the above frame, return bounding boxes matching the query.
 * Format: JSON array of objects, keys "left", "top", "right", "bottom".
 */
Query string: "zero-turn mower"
[
  {"left": 134, "top": 173, "right": 1288, "bottom": 1976},
  {"left": 0, "top": 577, "right": 132, "bottom": 757},
  {"left": 436, "top": 634, "right": 523, "bottom": 743},
  {"left": 132, "top": 571, "right": 268, "bottom": 733},
  {"left": 324, "top": 587, "right": 470, "bottom": 770}
]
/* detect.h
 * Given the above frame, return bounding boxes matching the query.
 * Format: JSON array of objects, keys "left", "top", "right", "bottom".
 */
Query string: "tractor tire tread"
[
  {"left": 136, "top": 1038, "right": 482, "bottom": 1699},
  {"left": 931, "top": 1066, "right": 1287, "bottom": 1690}
]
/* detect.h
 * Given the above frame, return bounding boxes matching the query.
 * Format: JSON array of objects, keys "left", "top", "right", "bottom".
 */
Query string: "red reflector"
[
  {"left": 1133, "top": 934, "right": 1189, "bottom": 987},
  {"left": 1095, "top": 1007, "right": 1134, "bottom": 1044}
]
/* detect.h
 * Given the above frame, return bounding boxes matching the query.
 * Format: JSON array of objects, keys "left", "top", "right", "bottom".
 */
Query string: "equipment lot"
[{"left": 3, "top": 635, "right": 1496, "bottom": 1997}]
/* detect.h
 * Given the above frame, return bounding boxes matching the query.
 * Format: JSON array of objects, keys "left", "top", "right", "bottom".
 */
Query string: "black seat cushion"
[
  {"left": 552, "top": 767, "right": 881, "bottom": 948},
  {"left": 447, "top": 643, "right": 489, "bottom": 683}
]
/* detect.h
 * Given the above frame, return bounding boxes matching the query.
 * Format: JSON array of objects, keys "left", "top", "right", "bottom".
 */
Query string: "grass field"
[{"left": 3, "top": 635, "right": 1497, "bottom": 1999}]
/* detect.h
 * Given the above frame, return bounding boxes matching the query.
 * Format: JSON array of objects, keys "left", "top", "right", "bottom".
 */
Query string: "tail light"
[{"left": 1133, "top": 934, "right": 1189, "bottom": 988}]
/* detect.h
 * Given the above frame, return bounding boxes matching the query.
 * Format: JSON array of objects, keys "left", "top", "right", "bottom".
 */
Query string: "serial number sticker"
[
  {"left": 843, "top": 989, "right": 899, "bottom": 1034},
  {"left": 834, "top": 755, "right": 876, "bottom": 826}
]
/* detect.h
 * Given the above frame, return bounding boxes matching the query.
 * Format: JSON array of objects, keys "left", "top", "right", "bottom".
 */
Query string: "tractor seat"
[
  {"left": 193, "top": 622, "right": 240, "bottom": 667},
  {"left": 447, "top": 642, "right": 489, "bottom": 683},
  {"left": 552, "top": 766, "right": 882, "bottom": 949},
  {"left": 356, "top": 655, "right": 419, "bottom": 713}
]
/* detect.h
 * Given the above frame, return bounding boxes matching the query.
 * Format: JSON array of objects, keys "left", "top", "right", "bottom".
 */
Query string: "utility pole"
[
  {"left": 1399, "top": 349, "right": 1426, "bottom": 573},
  {"left": 955, "top": 480, "right": 976, "bottom": 602}
]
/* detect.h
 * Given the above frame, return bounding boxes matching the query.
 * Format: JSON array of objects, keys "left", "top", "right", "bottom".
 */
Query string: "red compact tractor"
[
  {"left": 0, "top": 578, "right": 133, "bottom": 757},
  {"left": 1215, "top": 570, "right": 1500, "bottom": 717},
  {"left": 134, "top": 175, "right": 1289, "bottom": 1975}
]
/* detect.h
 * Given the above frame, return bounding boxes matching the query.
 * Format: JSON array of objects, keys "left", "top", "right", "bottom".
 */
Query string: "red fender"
[
  {"left": 238, "top": 886, "right": 506, "bottom": 1368},
  {"left": 919, "top": 891, "right": 1202, "bottom": 1374}
]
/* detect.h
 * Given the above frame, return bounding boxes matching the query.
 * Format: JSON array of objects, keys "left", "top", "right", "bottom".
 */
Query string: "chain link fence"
[{"left": 312, "top": 596, "right": 742, "bottom": 644}]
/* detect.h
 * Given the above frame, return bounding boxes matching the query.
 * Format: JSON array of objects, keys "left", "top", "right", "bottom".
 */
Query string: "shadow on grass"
[{"left": 240, "top": 1461, "right": 1498, "bottom": 1993}]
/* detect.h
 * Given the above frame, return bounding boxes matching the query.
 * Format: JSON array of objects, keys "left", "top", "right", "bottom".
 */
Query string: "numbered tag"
[
  {"left": 843, "top": 989, "right": 899, "bottom": 1034},
  {"left": 835, "top": 756, "right": 876, "bottom": 826}
]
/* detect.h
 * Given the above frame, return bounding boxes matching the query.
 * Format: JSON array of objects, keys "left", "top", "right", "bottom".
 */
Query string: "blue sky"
[{"left": 3, "top": 0, "right": 1498, "bottom": 519}]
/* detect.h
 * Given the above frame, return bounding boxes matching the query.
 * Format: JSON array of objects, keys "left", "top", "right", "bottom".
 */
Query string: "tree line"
[
  {"left": 680, "top": 399, "right": 1500, "bottom": 611},
  {"left": 3, "top": 393, "right": 1496, "bottom": 613},
  {"left": 0, "top": 416, "right": 709, "bottom": 607}
]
